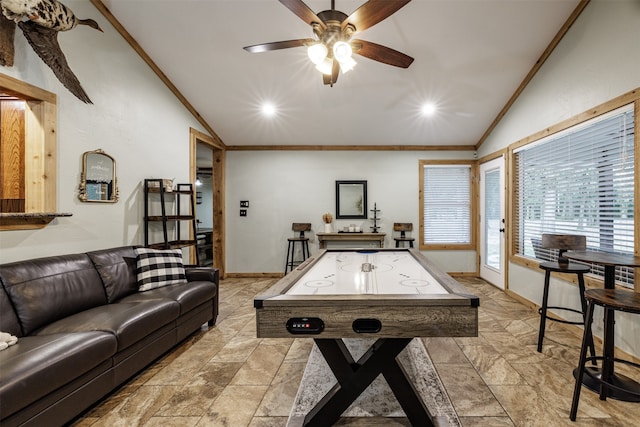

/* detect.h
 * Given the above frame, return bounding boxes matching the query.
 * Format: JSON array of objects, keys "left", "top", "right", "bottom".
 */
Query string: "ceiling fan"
[{"left": 243, "top": 0, "right": 414, "bottom": 86}]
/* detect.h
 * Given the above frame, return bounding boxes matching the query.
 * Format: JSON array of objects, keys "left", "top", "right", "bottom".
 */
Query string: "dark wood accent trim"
[
  {"left": 226, "top": 145, "right": 475, "bottom": 151},
  {"left": 0, "top": 212, "right": 72, "bottom": 230}
]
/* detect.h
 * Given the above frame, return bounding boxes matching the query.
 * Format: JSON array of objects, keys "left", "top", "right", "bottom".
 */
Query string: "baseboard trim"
[{"left": 224, "top": 272, "right": 283, "bottom": 278}]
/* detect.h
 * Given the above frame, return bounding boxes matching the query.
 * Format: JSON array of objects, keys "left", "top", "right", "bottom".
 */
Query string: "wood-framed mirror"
[
  {"left": 78, "top": 149, "right": 118, "bottom": 202},
  {"left": 336, "top": 180, "right": 367, "bottom": 219}
]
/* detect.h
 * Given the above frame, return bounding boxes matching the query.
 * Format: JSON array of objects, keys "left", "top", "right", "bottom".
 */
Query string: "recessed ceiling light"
[
  {"left": 261, "top": 102, "right": 276, "bottom": 117},
  {"left": 421, "top": 102, "right": 437, "bottom": 116}
]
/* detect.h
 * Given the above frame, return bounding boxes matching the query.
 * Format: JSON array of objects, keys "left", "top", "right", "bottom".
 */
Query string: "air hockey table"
[{"left": 254, "top": 248, "right": 479, "bottom": 426}]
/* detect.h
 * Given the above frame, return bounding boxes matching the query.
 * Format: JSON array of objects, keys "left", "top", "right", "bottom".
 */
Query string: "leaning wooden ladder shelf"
[{"left": 143, "top": 179, "right": 199, "bottom": 265}]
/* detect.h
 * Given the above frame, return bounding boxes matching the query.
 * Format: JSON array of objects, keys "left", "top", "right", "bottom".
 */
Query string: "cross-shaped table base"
[{"left": 301, "top": 338, "right": 435, "bottom": 427}]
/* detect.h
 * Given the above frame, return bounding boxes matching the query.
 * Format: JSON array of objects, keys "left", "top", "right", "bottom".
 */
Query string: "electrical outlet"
[
  {"left": 240, "top": 200, "right": 249, "bottom": 208},
  {"left": 240, "top": 209, "right": 247, "bottom": 217}
]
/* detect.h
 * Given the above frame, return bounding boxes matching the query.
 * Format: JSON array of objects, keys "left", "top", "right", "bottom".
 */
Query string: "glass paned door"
[{"left": 480, "top": 156, "right": 505, "bottom": 289}]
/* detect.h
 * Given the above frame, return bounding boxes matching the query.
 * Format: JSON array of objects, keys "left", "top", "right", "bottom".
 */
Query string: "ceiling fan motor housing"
[{"left": 316, "top": 10, "right": 352, "bottom": 49}]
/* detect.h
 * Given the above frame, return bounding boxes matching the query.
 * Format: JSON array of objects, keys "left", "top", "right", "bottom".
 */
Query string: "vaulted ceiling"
[{"left": 100, "top": 0, "right": 583, "bottom": 148}]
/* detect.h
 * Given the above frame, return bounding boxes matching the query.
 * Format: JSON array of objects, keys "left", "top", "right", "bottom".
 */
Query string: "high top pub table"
[
  {"left": 254, "top": 248, "right": 479, "bottom": 426},
  {"left": 565, "top": 251, "right": 640, "bottom": 402}
]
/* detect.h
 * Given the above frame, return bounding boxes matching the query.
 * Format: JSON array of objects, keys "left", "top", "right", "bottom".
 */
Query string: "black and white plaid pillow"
[{"left": 135, "top": 248, "right": 187, "bottom": 291}]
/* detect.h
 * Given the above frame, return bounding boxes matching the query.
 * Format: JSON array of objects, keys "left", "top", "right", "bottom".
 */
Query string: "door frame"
[
  {"left": 479, "top": 154, "right": 506, "bottom": 289},
  {"left": 190, "top": 128, "right": 226, "bottom": 278}
]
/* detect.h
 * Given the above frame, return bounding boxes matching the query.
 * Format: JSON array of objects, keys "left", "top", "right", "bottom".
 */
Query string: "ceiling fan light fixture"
[
  {"left": 333, "top": 41, "right": 352, "bottom": 62},
  {"left": 338, "top": 56, "right": 356, "bottom": 73},
  {"left": 307, "top": 43, "right": 328, "bottom": 65},
  {"left": 315, "top": 57, "right": 334, "bottom": 75}
]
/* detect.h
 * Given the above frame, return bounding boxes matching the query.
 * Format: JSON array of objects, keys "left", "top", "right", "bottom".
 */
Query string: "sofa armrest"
[{"left": 185, "top": 267, "right": 219, "bottom": 284}]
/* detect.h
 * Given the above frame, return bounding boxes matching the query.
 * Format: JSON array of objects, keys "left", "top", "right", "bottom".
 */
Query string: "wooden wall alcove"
[{"left": 0, "top": 72, "right": 68, "bottom": 230}]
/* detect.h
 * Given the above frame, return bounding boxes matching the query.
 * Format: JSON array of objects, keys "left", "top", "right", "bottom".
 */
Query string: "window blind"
[
  {"left": 514, "top": 105, "right": 635, "bottom": 287},
  {"left": 423, "top": 165, "right": 471, "bottom": 244}
]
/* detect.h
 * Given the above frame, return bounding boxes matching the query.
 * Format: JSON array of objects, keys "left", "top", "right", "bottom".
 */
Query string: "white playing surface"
[{"left": 286, "top": 251, "right": 449, "bottom": 295}]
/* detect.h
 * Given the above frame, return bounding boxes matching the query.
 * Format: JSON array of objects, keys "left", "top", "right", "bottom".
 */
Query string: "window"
[
  {"left": 1, "top": 73, "right": 60, "bottom": 230},
  {"left": 514, "top": 104, "right": 635, "bottom": 288},
  {"left": 420, "top": 161, "right": 475, "bottom": 249}
]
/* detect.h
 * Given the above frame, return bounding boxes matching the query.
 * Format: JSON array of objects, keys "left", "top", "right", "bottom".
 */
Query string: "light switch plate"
[
  {"left": 240, "top": 209, "right": 247, "bottom": 216},
  {"left": 240, "top": 201, "right": 249, "bottom": 208}
]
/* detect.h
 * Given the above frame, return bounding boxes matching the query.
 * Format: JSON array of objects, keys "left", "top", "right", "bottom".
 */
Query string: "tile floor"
[{"left": 72, "top": 277, "right": 640, "bottom": 427}]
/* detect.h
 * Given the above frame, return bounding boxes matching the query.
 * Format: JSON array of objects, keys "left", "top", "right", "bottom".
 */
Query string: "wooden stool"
[
  {"left": 571, "top": 289, "right": 640, "bottom": 420},
  {"left": 285, "top": 223, "right": 311, "bottom": 274},
  {"left": 393, "top": 223, "right": 414, "bottom": 248},
  {"left": 537, "top": 261, "right": 594, "bottom": 356}
]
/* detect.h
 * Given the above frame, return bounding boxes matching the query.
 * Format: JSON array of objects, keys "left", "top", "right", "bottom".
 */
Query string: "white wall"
[
  {"left": 479, "top": 0, "right": 640, "bottom": 156},
  {"left": 478, "top": 1, "right": 640, "bottom": 357},
  {"left": 226, "top": 150, "right": 475, "bottom": 274},
  {"left": 0, "top": 1, "right": 207, "bottom": 263}
]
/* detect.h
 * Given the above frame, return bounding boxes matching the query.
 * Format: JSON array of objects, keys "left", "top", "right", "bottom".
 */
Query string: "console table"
[{"left": 317, "top": 232, "right": 386, "bottom": 249}]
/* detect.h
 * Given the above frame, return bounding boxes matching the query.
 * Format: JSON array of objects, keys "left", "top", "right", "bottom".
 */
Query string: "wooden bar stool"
[
  {"left": 570, "top": 289, "right": 640, "bottom": 420},
  {"left": 393, "top": 223, "right": 414, "bottom": 248},
  {"left": 285, "top": 223, "right": 311, "bottom": 274},
  {"left": 537, "top": 234, "right": 594, "bottom": 357}
]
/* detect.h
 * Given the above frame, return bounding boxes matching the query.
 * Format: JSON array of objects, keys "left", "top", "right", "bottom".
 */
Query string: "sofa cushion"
[
  {"left": 0, "top": 254, "right": 108, "bottom": 335},
  {"left": 119, "top": 280, "right": 216, "bottom": 315},
  {"left": 0, "top": 332, "right": 117, "bottom": 420},
  {"left": 87, "top": 246, "right": 139, "bottom": 303},
  {"left": 0, "top": 284, "right": 22, "bottom": 337},
  {"left": 34, "top": 300, "right": 180, "bottom": 351},
  {"left": 135, "top": 248, "right": 187, "bottom": 291}
]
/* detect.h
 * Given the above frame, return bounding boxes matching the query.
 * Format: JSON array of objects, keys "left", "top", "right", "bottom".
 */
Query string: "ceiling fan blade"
[
  {"left": 243, "top": 38, "right": 314, "bottom": 53},
  {"left": 342, "top": 0, "right": 411, "bottom": 33},
  {"left": 352, "top": 39, "right": 414, "bottom": 68},
  {"left": 279, "top": 0, "right": 327, "bottom": 30}
]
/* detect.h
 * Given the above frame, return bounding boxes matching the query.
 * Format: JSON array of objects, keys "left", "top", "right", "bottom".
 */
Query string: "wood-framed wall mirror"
[
  {"left": 335, "top": 180, "right": 367, "bottom": 219},
  {"left": 78, "top": 149, "right": 118, "bottom": 202}
]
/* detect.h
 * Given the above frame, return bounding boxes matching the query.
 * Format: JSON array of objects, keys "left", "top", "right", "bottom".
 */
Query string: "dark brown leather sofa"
[{"left": 0, "top": 246, "right": 218, "bottom": 427}]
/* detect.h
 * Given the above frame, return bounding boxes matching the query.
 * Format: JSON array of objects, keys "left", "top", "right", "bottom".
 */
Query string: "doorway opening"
[
  {"left": 479, "top": 155, "right": 505, "bottom": 289},
  {"left": 190, "top": 128, "right": 225, "bottom": 277}
]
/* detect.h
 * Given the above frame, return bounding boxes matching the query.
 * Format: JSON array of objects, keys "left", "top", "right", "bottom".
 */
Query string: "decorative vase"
[{"left": 324, "top": 223, "right": 332, "bottom": 233}]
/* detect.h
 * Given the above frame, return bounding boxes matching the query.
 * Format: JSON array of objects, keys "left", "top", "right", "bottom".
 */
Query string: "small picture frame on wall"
[{"left": 336, "top": 180, "right": 367, "bottom": 219}]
